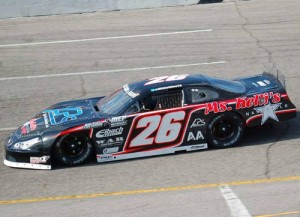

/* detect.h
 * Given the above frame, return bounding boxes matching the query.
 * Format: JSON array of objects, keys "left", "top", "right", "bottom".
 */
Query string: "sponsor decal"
[
  {"left": 109, "top": 116, "right": 127, "bottom": 127},
  {"left": 191, "top": 118, "right": 205, "bottom": 128},
  {"left": 84, "top": 121, "right": 106, "bottom": 129},
  {"left": 21, "top": 132, "right": 41, "bottom": 138},
  {"left": 6, "top": 137, "right": 13, "bottom": 146},
  {"left": 151, "top": 84, "right": 182, "bottom": 92},
  {"left": 204, "top": 92, "right": 281, "bottom": 115},
  {"left": 29, "top": 119, "right": 37, "bottom": 131},
  {"left": 103, "top": 147, "right": 119, "bottom": 154},
  {"left": 190, "top": 144, "right": 207, "bottom": 150},
  {"left": 246, "top": 111, "right": 257, "bottom": 116},
  {"left": 187, "top": 131, "right": 204, "bottom": 141},
  {"left": 254, "top": 103, "right": 281, "bottom": 125},
  {"left": 96, "top": 137, "right": 124, "bottom": 147},
  {"left": 43, "top": 113, "right": 50, "bottom": 128},
  {"left": 30, "top": 156, "right": 50, "bottom": 164},
  {"left": 21, "top": 118, "right": 37, "bottom": 135},
  {"left": 96, "top": 127, "right": 124, "bottom": 138},
  {"left": 21, "top": 126, "right": 27, "bottom": 135},
  {"left": 123, "top": 84, "right": 140, "bottom": 98},
  {"left": 43, "top": 108, "right": 83, "bottom": 125},
  {"left": 98, "top": 155, "right": 114, "bottom": 160}
]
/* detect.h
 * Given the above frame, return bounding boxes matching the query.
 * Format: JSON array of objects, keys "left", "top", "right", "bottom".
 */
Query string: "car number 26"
[{"left": 128, "top": 111, "right": 187, "bottom": 148}]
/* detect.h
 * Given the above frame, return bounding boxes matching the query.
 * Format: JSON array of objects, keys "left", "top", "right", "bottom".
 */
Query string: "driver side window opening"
[
  {"left": 124, "top": 101, "right": 142, "bottom": 115},
  {"left": 152, "top": 91, "right": 183, "bottom": 110}
]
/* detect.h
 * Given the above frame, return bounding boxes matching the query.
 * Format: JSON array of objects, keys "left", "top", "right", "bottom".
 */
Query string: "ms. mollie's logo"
[{"left": 204, "top": 92, "right": 281, "bottom": 115}]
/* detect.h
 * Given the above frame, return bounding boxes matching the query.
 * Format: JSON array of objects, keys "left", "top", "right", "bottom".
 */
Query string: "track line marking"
[
  {"left": 219, "top": 185, "right": 251, "bottom": 217},
  {"left": 0, "top": 176, "right": 300, "bottom": 205},
  {"left": 0, "top": 127, "right": 17, "bottom": 132},
  {"left": 255, "top": 211, "right": 300, "bottom": 217},
  {"left": 0, "top": 61, "right": 226, "bottom": 81},
  {"left": 0, "top": 29, "right": 212, "bottom": 48}
]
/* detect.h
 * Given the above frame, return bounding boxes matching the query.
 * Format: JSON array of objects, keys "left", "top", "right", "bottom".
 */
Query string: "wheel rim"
[
  {"left": 61, "top": 134, "right": 87, "bottom": 159},
  {"left": 212, "top": 119, "right": 235, "bottom": 140}
]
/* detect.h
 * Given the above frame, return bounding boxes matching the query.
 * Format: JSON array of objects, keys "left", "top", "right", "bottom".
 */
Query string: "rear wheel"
[
  {"left": 54, "top": 133, "right": 93, "bottom": 166},
  {"left": 207, "top": 113, "right": 244, "bottom": 148}
]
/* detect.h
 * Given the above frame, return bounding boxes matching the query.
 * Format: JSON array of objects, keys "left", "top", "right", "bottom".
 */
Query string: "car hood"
[{"left": 16, "top": 97, "right": 108, "bottom": 138}]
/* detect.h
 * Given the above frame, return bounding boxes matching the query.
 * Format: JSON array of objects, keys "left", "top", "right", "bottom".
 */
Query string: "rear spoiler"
[{"left": 263, "top": 67, "right": 286, "bottom": 89}]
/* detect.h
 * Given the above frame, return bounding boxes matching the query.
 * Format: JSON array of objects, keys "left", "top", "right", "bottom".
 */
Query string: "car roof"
[{"left": 126, "top": 74, "right": 246, "bottom": 96}]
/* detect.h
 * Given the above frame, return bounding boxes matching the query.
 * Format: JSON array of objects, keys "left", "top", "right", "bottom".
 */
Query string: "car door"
[{"left": 181, "top": 86, "right": 222, "bottom": 148}]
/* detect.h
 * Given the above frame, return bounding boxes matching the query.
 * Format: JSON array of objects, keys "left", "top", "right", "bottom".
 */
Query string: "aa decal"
[{"left": 187, "top": 131, "right": 204, "bottom": 141}]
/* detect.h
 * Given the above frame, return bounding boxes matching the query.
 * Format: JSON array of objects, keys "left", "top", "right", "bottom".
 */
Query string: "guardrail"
[{"left": 0, "top": 0, "right": 201, "bottom": 19}]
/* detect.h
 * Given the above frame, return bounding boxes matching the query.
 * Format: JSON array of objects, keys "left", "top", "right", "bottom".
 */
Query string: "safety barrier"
[{"left": 0, "top": 0, "right": 201, "bottom": 19}]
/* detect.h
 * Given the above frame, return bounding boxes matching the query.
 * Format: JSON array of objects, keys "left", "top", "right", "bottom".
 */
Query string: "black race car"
[{"left": 4, "top": 70, "right": 297, "bottom": 169}]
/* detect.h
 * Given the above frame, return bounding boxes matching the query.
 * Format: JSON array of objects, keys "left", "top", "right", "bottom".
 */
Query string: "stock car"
[{"left": 3, "top": 70, "right": 297, "bottom": 169}]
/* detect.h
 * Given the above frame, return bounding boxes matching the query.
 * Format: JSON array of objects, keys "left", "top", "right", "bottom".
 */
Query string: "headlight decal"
[
  {"left": 11, "top": 137, "right": 42, "bottom": 150},
  {"left": 5, "top": 133, "right": 14, "bottom": 147}
]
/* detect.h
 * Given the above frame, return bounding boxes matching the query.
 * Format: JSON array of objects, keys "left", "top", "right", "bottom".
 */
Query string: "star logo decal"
[{"left": 254, "top": 103, "right": 281, "bottom": 125}]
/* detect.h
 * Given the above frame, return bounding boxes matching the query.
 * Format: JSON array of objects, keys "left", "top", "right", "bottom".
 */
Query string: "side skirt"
[{"left": 96, "top": 144, "right": 208, "bottom": 163}]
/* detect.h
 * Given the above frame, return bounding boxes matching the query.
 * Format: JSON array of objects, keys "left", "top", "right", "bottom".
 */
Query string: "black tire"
[
  {"left": 207, "top": 113, "right": 244, "bottom": 148},
  {"left": 54, "top": 133, "right": 93, "bottom": 166}
]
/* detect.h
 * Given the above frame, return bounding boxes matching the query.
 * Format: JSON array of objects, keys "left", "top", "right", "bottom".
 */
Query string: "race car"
[{"left": 3, "top": 70, "right": 297, "bottom": 169}]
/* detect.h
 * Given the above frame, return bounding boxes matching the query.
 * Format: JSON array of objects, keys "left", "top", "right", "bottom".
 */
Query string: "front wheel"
[
  {"left": 54, "top": 133, "right": 93, "bottom": 166},
  {"left": 207, "top": 113, "right": 244, "bottom": 148}
]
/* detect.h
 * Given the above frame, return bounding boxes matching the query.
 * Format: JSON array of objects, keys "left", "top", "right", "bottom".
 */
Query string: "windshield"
[{"left": 97, "top": 88, "right": 136, "bottom": 115}]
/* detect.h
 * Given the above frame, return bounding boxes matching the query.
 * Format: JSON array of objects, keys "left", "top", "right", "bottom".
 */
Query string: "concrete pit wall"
[{"left": 0, "top": 0, "right": 202, "bottom": 19}]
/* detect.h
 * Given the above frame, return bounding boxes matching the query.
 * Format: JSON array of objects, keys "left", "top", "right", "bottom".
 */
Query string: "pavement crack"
[
  {"left": 79, "top": 75, "right": 87, "bottom": 98},
  {"left": 234, "top": 2, "right": 275, "bottom": 67},
  {"left": 116, "top": 204, "right": 150, "bottom": 213},
  {"left": 264, "top": 122, "right": 290, "bottom": 179}
]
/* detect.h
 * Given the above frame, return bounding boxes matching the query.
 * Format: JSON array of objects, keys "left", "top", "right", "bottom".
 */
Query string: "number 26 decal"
[
  {"left": 144, "top": 75, "right": 188, "bottom": 86},
  {"left": 129, "top": 111, "right": 186, "bottom": 148}
]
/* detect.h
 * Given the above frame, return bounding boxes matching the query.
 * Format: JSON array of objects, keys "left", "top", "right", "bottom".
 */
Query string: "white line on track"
[
  {"left": 0, "top": 61, "right": 226, "bottom": 81},
  {"left": 0, "top": 29, "right": 212, "bottom": 48},
  {"left": 219, "top": 185, "right": 252, "bottom": 217},
  {"left": 0, "top": 127, "right": 17, "bottom": 132}
]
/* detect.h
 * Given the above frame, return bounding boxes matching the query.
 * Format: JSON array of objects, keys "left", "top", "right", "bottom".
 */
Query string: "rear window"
[
  {"left": 186, "top": 87, "right": 219, "bottom": 104},
  {"left": 204, "top": 75, "right": 246, "bottom": 94}
]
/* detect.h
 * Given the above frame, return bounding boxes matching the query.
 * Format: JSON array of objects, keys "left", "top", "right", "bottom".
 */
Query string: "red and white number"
[
  {"left": 130, "top": 111, "right": 186, "bottom": 147},
  {"left": 130, "top": 115, "right": 160, "bottom": 147},
  {"left": 144, "top": 74, "right": 188, "bottom": 86}
]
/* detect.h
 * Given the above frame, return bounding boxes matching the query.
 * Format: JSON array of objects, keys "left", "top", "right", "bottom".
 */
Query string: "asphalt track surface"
[{"left": 0, "top": 0, "right": 300, "bottom": 216}]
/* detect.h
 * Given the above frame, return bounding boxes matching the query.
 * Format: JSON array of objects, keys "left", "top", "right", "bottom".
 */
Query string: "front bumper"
[
  {"left": 4, "top": 159, "right": 51, "bottom": 170},
  {"left": 4, "top": 135, "right": 51, "bottom": 170},
  {"left": 4, "top": 149, "right": 51, "bottom": 170}
]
